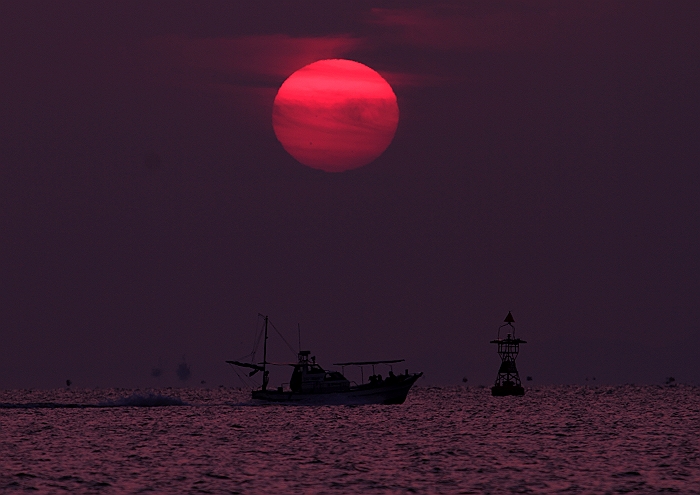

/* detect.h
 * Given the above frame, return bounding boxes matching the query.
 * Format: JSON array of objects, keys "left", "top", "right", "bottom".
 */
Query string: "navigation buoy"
[{"left": 490, "top": 311, "right": 527, "bottom": 396}]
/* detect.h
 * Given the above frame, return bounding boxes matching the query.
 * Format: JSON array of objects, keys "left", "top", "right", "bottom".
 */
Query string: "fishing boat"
[{"left": 227, "top": 315, "right": 422, "bottom": 405}]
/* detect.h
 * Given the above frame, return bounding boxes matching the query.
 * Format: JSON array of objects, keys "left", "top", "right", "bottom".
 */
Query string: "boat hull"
[{"left": 251, "top": 373, "right": 422, "bottom": 405}]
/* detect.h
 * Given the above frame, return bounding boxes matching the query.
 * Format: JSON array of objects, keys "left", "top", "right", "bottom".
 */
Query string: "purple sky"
[{"left": 1, "top": 1, "right": 698, "bottom": 389}]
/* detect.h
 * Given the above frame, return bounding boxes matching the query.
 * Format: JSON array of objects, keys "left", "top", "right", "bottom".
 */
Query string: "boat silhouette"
[{"left": 227, "top": 315, "right": 422, "bottom": 405}]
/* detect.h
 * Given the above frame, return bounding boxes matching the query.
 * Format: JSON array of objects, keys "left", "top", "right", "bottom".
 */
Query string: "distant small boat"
[{"left": 227, "top": 315, "right": 422, "bottom": 405}]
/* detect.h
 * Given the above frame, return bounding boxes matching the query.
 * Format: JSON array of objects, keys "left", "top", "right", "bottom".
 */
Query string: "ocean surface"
[{"left": 1, "top": 385, "right": 698, "bottom": 494}]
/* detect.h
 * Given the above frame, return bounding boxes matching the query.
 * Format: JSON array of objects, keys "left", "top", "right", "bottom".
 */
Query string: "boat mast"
[{"left": 262, "top": 314, "right": 269, "bottom": 391}]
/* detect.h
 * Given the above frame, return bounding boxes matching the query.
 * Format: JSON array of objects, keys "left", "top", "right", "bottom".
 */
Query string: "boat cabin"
[{"left": 289, "top": 350, "right": 350, "bottom": 393}]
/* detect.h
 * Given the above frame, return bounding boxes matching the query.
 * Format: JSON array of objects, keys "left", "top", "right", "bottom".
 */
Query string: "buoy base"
[{"left": 491, "top": 384, "right": 525, "bottom": 396}]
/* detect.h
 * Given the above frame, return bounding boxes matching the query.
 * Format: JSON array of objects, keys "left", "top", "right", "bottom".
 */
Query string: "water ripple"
[{"left": 0, "top": 386, "right": 698, "bottom": 493}]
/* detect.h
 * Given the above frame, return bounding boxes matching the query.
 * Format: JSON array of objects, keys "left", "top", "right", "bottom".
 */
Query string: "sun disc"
[{"left": 272, "top": 59, "right": 399, "bottom": 172}]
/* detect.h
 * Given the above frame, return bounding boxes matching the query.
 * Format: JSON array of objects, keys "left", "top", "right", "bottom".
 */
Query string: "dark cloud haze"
[{"left": 1, "top": 1, "right": 698, "bottom": 389}]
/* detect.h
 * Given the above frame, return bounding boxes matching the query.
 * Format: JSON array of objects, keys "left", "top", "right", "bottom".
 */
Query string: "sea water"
[{"left": 1, "top": 385, "right": 698, "bottom": 494}]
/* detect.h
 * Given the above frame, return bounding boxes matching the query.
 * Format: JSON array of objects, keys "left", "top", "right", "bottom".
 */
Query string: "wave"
[
  {"left": 0, "top": 393, "right": 186, "bottom": 409},
  {"left": 98, "top": 393, "right": 186, "bottom": 407}
]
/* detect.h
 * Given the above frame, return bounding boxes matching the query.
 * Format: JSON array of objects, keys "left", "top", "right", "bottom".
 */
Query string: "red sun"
[{"left": 272, "top": 59, "right": 399, "bottom": 173}]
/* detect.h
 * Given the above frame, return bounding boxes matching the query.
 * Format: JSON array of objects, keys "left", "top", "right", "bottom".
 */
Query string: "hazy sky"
[{"left": 1, "top": 1, "right": 698, "bottom": 389}]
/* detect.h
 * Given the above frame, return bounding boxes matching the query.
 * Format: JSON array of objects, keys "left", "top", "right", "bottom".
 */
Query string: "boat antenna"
[
  {"left": 261, "top": 313, "right": 269, "bottom": 391},
  {"left": 298, "top": 323, "right": 301, "bottom": 353}
]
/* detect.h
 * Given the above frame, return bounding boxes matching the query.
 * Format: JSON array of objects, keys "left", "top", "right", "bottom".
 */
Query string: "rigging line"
[
  {"left": 251, "top": 329, "right": 263, "bottom": 362},
  {"left": 268, "top": 320, "right": 298, "bottom": 357},
  {"left": 234, "top": 350, "right": 255, "bottom": 362},
  {"left": 250, "top": 314, "right": 262, "bottom": 355},
  {"left": 229, "top": 321, "right": 262, "bottom": 366},
  {"left": 250, "top": 315, "right": 265, "bottom": 362},
  {"left": 230, "top": 366, "right": 249, "bottom": 386},
  {"left": 227, "top": 359, "right": 262, "bottom": 388},
  {"left": 231, "top": 365, "right": 258, "bottom": 389},
  {"left": 228, "top": 362, "right": 250, "bottom": 386}
]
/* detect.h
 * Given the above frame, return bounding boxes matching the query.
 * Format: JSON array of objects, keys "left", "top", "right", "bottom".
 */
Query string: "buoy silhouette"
[{"left": 490, "top": 311, "right": 526, "bottom": 396}]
